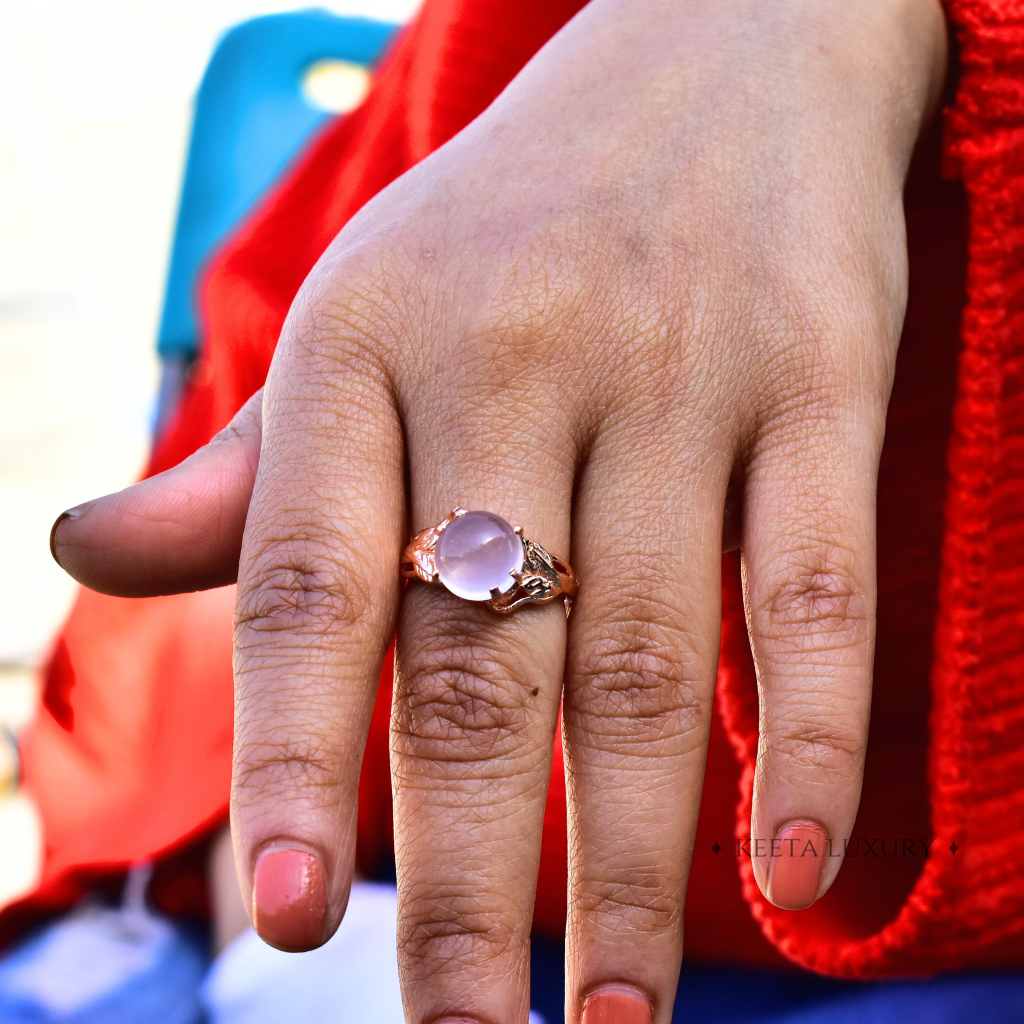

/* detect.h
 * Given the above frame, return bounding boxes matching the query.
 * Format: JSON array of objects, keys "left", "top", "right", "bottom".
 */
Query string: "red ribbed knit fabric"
[{"left": 7, "top": 0, "right": 1024, "bottom": 975}]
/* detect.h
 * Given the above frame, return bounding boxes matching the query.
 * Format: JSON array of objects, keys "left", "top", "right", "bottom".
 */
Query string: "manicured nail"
[
  {"left": 252, "top": 847, "right": 326, "bottom": 951},
  {"left": 768, "top": 821, "right": 828, "bottom": 910},
  {"left": 49, "top": 504, "right": 90, "bottom": 566},
  {"left": 581, "top": 984, "right": 652, "bottom": 1024}
]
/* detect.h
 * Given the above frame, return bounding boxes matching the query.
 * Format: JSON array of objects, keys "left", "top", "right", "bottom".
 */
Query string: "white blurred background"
[{"left": 0, "top": 0, "right": 419, "bottom": 907}]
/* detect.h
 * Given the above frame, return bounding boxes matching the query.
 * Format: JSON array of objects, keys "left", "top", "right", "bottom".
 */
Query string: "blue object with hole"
[{"left": 157, "top": 9, "right": 398, "bottom": 362}]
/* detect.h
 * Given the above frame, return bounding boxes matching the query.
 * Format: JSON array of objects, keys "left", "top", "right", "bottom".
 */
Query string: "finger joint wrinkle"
[
  {"left": 760, "top": 565, "right": 865, "bottom": 642},
  {"left": 395, "top": 658, "right": 533, "bottom": 763},
  {"left": 236, "top": 560, "right": 369, "bottom": 639}
]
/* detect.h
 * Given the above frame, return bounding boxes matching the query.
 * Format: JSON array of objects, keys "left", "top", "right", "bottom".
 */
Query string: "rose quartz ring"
[{"left": 401, "top": 508, "right": 578, "bottom": 615}]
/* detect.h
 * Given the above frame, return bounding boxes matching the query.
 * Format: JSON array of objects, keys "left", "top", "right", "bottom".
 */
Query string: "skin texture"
[{"left": 51, "top": 0, "right": 948, "bottom": 1021}]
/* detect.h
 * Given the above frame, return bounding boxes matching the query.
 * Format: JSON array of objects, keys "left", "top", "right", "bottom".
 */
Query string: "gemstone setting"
[{"left": 435, "top": 510, "right": 525, "bottom": 602}]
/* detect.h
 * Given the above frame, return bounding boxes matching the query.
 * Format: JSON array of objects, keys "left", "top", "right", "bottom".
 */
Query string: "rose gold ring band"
[{"left": 400, "top": 507, "right": 578, "bottom": 616}]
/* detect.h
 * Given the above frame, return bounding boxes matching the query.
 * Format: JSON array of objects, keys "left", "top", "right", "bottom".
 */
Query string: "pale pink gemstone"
[{"left": 436, "top": 511, "right": 524, "bottom": 602}]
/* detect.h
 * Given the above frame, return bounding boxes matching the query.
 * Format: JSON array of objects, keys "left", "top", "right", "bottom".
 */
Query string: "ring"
[{"left": 401, "top": 508, "right": 578, "bottom": 615}]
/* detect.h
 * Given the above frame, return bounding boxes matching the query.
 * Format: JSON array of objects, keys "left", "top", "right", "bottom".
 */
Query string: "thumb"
[{"left": 50, "top": 390, "right": 263, "bottom": 597}]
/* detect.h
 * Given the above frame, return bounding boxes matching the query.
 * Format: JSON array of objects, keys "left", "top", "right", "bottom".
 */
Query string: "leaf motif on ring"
[
  {"left": 487, "top": 540, "right": 572, "bottom": 614},
  {"left": 399, "top": 507, "right": 467, "bottom": 584}
]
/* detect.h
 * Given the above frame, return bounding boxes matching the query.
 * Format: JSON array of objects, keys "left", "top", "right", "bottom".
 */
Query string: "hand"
[{"left": 52, "top": 0, "right": 947, "bottom": 1020}]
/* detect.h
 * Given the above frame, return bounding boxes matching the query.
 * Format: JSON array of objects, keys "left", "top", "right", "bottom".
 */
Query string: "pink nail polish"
[
  {"left": 581, "top": 985, "right": 652, "bottom": 1024},
  {"left": 768, "top": 821, "right": 827, "bottom": 910},
  {"left": 252, "top": 847, "right": 326, "bottom": 951}
]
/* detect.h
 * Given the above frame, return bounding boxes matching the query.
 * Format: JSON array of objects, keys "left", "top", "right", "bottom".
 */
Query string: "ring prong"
[
  {"left": 431, "top": 572, "right": 440, "bottom": 584},
  {"left": 514, "top": 526, "right": 523, "bottom": 536},
  {"left": 490, "top": 587, "right": 502, "bottom": 601}
]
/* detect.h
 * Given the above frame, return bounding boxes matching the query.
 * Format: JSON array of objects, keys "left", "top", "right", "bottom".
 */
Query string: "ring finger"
[
  {"left": 562, "top": 411, "right": 732, "bottom": 1024},
  {"left": 392, "top": 387, "right": 577, "bottom": 1024}
]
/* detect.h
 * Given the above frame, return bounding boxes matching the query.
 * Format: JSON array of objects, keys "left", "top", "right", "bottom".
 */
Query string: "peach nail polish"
[
  {"left": 252, "top": 847, "right": 326, "bottom": 951},
  {"left": 581, "top": 985, "right": 652, "bottom": 1024},
  {"left": 768, "top": 821, "right": 828, "bottom": 910}
]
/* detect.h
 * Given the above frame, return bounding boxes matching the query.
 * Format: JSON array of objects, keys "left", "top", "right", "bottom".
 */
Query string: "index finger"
[{"left": 232, "top": 318, "right": 404, "bottom": 951}]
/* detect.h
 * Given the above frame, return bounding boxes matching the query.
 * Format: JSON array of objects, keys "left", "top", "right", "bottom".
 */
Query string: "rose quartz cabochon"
[{"left": 436, "top": 511, "right": 524, "bottom": 601}]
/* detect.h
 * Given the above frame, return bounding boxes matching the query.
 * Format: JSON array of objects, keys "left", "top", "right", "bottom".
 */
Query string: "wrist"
[
  {"left": 788, "top": 0, "right": 948, "bottom": 157},
  {"left": 562, "top": 0, "right": 948, "bottom": 171}
]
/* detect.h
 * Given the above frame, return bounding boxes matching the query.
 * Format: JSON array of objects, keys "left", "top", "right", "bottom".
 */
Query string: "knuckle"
[
  {"left": 395, "top": 634, "right": 532, "bottom": 765},
  {"left": 754, "top": 351, "right": 865, "bottom": 452},
  {"left": 412, "top": 312, "right": 562, "bottom": 409},
  {"left": 767, "top": 340, "right": 846, "bottom": 407},
  {"left": 295, "top": 263, "right": 402, "bottom": 368},
  {"left": 233, "top": 737, "right": 339, "bottom": 798},
  {"left": 303, "top": 304, "right": 393, "bottom": 382},
  {"left": 572, "top": 608, "right": 709, "bottom": 751},
  {"left": 235, "top": 543, "right": 371, "bottom": 643},
  {"left": 399, "top": 898, "right": 513, "bottom": 969},
  {"left": 768, "top": 716, "right": 866, "bottom": 776},
  {"left": 758, "top": 555, "right": 866, "bottom": 648},
  {"left": 574, "top": 876, "right": 680, "bottom": 935}
]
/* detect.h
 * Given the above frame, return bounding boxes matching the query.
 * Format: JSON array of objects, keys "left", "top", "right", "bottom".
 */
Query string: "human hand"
[{"left": 52, "top": 0, "right": 947, "bottom": 1020}]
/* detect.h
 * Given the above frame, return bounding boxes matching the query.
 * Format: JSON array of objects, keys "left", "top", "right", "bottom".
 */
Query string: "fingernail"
[
  {"left": 49, "top": 504, "right": 89, "bottom": 566},
  {"left": 252, "top": 847, "right": 326, "bottom": 951},
  {"left": 767, "top": 821, "right": 828, "bottom": 910},
  {"left": 581, "top": 985, "right": 652, "bottom": 1024}
]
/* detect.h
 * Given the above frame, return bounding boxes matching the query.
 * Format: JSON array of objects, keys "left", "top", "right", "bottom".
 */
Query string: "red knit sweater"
[{"left": 10, "top": 0, "right": 1024, "bottom": 976}]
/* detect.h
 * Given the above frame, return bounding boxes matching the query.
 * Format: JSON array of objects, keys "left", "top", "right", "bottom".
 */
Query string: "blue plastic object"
[
  {"left": 529, "top": 937, "right": 1024, "bottom": 1023},
  {"left": 157, "top": 9, "right": 399, "bottom": 362},
  {"left": 0, "top": 901, "right": 208, "bottom": 1024}
]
